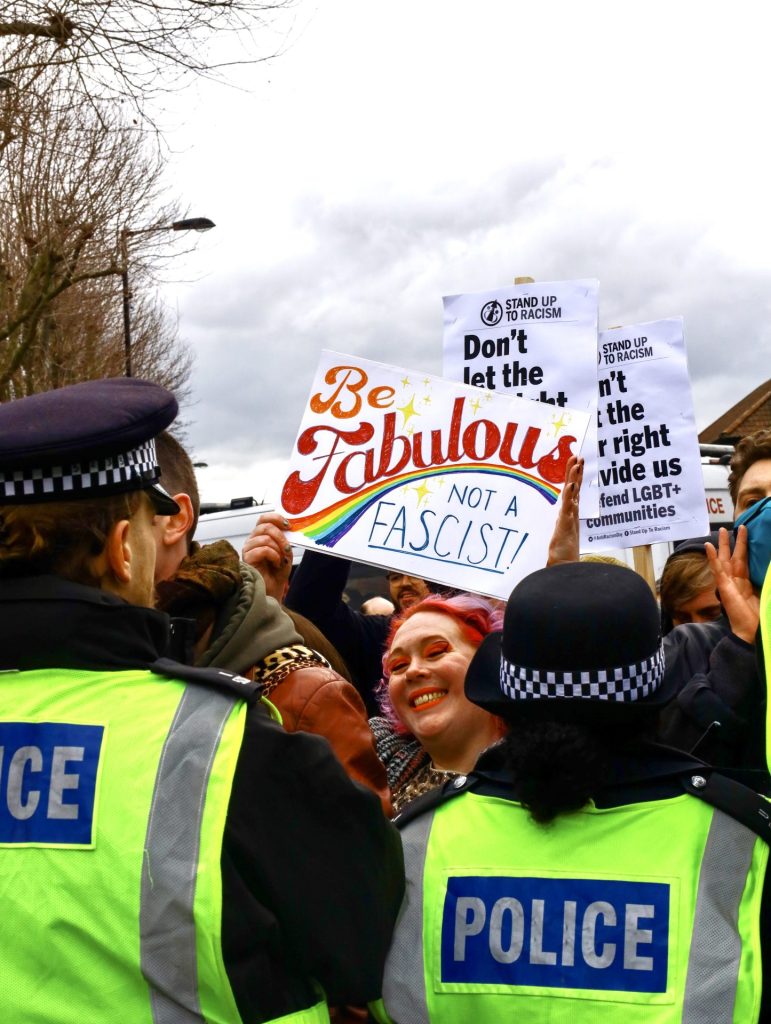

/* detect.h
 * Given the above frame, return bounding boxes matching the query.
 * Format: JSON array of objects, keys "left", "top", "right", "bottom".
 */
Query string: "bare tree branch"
[
  {"left": 0, "top": 18, "right": 75, "bottom": 43},
  {"left": 0, "top": 1, "right": 292, "bottom": 118},
  {"left": 0, "top": 65, "right": 194, "bottom": 399}
]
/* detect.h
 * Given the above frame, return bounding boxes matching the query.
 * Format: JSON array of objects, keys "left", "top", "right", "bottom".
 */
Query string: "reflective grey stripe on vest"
[
  {"left": 683, "top": 808, "right": 760, "bottom": 1024},
  {"left": 382, "top": 809, "right": 435, "bottom": 1024},
  {"left": 140, "top": 683, "right": 237, "bottom": 1024}
]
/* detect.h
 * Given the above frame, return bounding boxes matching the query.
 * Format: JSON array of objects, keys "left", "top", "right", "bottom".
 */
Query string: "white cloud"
[{"left": 159, "top": 0, "right": 771, "bottom": 497}]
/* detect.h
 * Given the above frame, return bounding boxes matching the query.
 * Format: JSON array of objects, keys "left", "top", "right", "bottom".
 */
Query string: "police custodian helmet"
[{"left": 465, "top": 560, "right": 678, "bottom": 724}]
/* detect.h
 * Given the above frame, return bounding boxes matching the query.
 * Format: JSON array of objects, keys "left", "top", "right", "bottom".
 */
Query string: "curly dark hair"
[
  {"left": 503, "top": 719, "right": 648, "bottom": 825},
  {"left": 728, "top": 429, "right": 771, "bottom": 507}
]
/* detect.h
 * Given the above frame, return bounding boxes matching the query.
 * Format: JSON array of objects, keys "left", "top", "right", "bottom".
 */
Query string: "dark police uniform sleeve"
[{"left": 221, "top": 705, "right": 405, "bottom": 1021}]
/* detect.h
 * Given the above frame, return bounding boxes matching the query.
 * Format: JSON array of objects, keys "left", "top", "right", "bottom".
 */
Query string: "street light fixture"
[
  {"left": 120, "top": 216, "right": 215, "bottom": 377},
  {"left": 172, "top": 218, "right": 215, "bottom": 233}
]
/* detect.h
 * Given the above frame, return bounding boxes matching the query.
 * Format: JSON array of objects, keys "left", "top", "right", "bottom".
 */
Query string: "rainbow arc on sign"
[{"left": 287, "top": 463, "right": 560, "bottom": 547}]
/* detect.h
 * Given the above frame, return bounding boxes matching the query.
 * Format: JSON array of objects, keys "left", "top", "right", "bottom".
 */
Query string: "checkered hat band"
[
  {"left": 499, "top": 645, "right": 666, "bottom": 703},
  {"left": 0, "top": 439, "right": 159, "bottom": 502}
]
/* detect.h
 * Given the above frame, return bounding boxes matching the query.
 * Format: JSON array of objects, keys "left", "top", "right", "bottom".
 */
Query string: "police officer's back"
[
  {"left": 0, "top": 379, "right": 404, "bottom": 1024},
  {"left": 374, "top": 562, "right": 771, "bottom": 1023}
]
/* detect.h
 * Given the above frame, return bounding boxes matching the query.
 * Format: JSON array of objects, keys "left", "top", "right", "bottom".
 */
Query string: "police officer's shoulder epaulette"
[
  {"left": 393, "top": 773, "right": 481, "bottom": 828},
  {"left": 148, "top": 657, "right": 265, "bottom": 705},
  {"left": 682, "top": 770, "right": 771, "bottom": 844}
]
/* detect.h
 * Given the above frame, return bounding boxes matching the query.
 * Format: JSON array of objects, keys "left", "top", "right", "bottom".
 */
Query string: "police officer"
[
  {"left": 0, "top": 378, "right": 404, "bottom": 1024},
  {"left": 374, "top": 561, "right": 771, "bottom": 1023}
]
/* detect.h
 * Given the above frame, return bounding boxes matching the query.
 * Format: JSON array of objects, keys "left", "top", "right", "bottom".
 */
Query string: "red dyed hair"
[{"left": 376, "top": 593, "right": 504, "bottom": 735}]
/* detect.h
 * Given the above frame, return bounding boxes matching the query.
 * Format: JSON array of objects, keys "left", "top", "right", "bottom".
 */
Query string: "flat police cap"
[{"left": 0, "top": 378, "right": 180, "bottom": 514}]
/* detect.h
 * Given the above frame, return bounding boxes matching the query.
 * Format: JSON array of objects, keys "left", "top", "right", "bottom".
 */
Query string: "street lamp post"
[{"left": 119, "top": 216, "right": 215, "bottom": 377}]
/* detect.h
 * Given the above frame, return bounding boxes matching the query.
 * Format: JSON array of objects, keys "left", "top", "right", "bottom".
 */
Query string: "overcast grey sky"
[{"left": 161, "top": 0, "right": 771, "bottom": 502}]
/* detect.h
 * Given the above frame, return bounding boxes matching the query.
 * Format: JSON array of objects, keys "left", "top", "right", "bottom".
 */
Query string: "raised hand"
[
  {"left": 706, "top": 525, "right": 759, "bottom": 644},
  {"left": 242, "top": 511, "right": 294, "bottom": 602},
  {"left": 547, "top": 455, "right": 584, "bottom": 567}
]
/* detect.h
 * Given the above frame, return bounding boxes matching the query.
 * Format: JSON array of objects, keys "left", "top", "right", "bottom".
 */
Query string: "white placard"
[
  {"left": 580, "top": 318, "right": 709, "bottom": 549},
  {"left": 279, "top": 351, "right": 590, "bottom": 599},
  {"left": 443, "top": 278, "right": 600, "bottom": 516}
]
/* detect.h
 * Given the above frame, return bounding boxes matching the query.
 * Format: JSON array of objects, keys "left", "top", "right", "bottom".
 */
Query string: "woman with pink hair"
[
  {"left": 370, "top": 593, "right": 506, "bottom": 813},
  {"left": 371, "top": 454, "right": 584, "bottom": 813}
]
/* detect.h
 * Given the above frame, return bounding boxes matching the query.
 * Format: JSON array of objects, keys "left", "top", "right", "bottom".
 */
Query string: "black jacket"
[
  {"left": 0, "top": 576, "right": 404, "bottom": 1021},
  {"left": 286, "top": 550, "right": 391, "bottom": 715},
  {"left": 658, "top": 616, "right": 766, "bottom": 772}
]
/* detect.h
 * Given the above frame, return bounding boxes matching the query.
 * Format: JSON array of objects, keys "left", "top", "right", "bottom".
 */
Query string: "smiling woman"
[{"left": 371, "top": 595, "right": 505, "bottom": 814}]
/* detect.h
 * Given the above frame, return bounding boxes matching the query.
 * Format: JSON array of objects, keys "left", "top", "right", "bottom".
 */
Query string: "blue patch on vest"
[
  {"left": 0, "top": 722, "right": 104, "bottom": 845},
  {"left": 441, "top": 875, "right": 669, "bottom": 993}
]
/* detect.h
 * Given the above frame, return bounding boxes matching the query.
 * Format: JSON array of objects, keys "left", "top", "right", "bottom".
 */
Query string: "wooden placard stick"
[{"left": 632, "top": 544, "right": 657, "bottom": 597}]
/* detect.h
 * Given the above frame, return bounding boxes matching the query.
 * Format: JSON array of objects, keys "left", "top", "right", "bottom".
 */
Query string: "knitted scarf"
[{"left": 369, "top": 715, "right": 429, "bottom": 793}]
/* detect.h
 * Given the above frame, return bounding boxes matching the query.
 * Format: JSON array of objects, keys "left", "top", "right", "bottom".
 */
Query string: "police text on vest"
[
  {"left": 0, "top": 722, "right": 104, "bottom": 846},
  {"left": 441, "top": 876, "right": 669, "bottom": 993}
]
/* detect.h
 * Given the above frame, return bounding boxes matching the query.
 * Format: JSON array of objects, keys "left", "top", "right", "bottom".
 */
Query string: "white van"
[
  {"left": 701, "top": 455, "right": 733, "bottom": 529},
  {"left": 194, "top": 498, "right": 273, "bottom": 554}
]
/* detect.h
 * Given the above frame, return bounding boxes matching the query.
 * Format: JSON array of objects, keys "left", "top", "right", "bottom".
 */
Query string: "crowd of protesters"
[{"left": 3, "top": 378, "right": 771, "bottom": 1022}]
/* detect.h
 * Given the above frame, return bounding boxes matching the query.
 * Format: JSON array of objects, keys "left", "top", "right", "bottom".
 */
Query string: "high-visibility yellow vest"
[
  {"left": 375, "top": 785, "right": 768, "bottom": 1024},
  {"left": 759, "top": 560, "right": 771, "bottom": 776},
  {"left": 0, "top": 666, "right": 329, "bottom": 1024}
]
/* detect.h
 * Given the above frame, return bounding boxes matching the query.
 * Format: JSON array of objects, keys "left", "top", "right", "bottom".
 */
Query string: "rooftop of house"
[{"left": 700, "top": 379, "right": 771, "bottom": 445}]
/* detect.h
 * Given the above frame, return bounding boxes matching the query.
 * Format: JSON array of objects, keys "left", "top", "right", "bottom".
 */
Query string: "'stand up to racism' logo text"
[{"left": 480, "top": 299, "right": 503, "bottom": 327}]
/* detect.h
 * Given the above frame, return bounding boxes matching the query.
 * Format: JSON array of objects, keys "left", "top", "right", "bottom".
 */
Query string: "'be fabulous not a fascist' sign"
[
  {"left": 580, "top": 318, "right": 708, "bottom": 549},
  {"left": 442, "top": 279, "right": 600, "bottom": 516},
  {"left": 280, "top": 351, "right": 590, "bottom": 599}
]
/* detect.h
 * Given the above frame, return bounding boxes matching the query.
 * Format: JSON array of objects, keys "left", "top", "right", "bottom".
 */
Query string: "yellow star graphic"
[
  {"left": 423, "top": 377, "right": 431, "bottom": 387},
  {"left": 397, "top": 395, "right": 420, "bottom": 427},
  {"left": 551, "top": 412, "right": 571, "bottom": 436},
  {"left": 484, "top": 392, "right": 494, "bottom": 402},
  {"left": 401, "top": 376, "right": 411, "bottom": 388},
  {"left": 413, "top": 480, "right": 432, "bottom": 507},
  {"left": 469, "top": 397, "right": 482, "bottom": 417},
  {"left": 437, "top": 477, "right": 446, "bottom": 489},
  {"left": 423, "top": 394, "right": 431, "bottom": 405}
]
